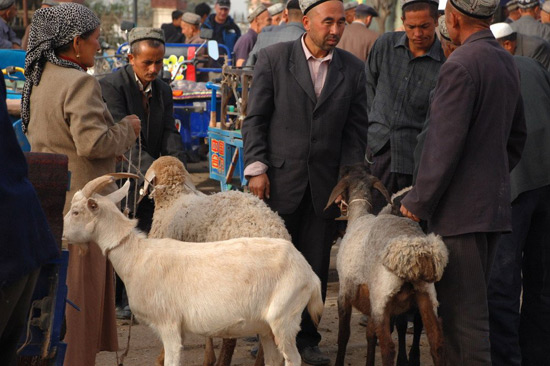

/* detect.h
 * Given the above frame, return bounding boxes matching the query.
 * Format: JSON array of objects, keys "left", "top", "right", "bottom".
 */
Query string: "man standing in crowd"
[
  {"left": 400, "top": 0, "right": 527, "bottom": 364},
  {"left": 268, "top": 3, "right": 285, "bottom": 25},
  {"left": 202, "top": 0, "right": 241, "bottom": 55},
  {"left": 243, "top": 0, "right": 368, "bottom": 364},
  {"left": 337, "top": 4, "right": 379, "bottom": 61},
  {"left": 182, "top": 12, "right": 203, "bottom": 44},
  {"left": 505, "top": 0, "right": 521, "bottom": 23},
  {"left": 491, "top": 22, "right": 550, "bottom": 71},
  {"left": 511, "top": 0, "right": 550, "bottom": 42},
  {"left": 366, "top": 0, "right": 444, "bottom": 213},
  {"left": 343, "top": 1, "right": 357, "bottom": 23},
  {"left": 195, "top": 2, "right": 211, "bottom": 24},
  {"left": 246, "top": 0, "right": 304, "bottom": 66},
  {"left": 487, "top": 40, "right": 550, "bottom": 366},
  {"left": 233, "top": 5, "right": 271, "bottom": 66},
  {"left": 0, "top": 0, "right": 20, "bottom": 49},
  {"left": 161, "top": 10, "right": 185, "bottom": 43}
]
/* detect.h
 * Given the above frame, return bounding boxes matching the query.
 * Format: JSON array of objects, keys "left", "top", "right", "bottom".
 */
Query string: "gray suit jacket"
[
  {"left": 246, "top": 22, "right": 305, "bottom": 66},
  {"left": 337, "top": 22, "right": 379, "bottom": 62},
  {"left": 515, "top": 33, "right": 550, "bottom": 71},
  {"left": 243, "top": 39, "right": 369, "bottom": 217},
  {"left": 511, "top": 15, "right": 550, "bottom": 43}
]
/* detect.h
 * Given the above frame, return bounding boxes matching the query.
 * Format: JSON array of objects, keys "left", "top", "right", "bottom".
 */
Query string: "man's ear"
[{"left": 128, "top": 53, "right": 135, "bottom": 65}]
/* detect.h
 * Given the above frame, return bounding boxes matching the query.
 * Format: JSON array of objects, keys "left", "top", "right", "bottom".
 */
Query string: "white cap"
[
  {"left": 438, "top": 0, "right": 447, "bottom": 10},
  {"left": 490, "top": 22, "right": 515, "bottom": 39}
]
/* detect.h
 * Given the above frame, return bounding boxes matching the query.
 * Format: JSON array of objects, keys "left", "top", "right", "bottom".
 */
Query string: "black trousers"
[
  {"left": 278, "top": 186, "right": 336, "bottom": 351},
  {"left": 0, "top": 269, "right": 40, "bottom": 366},
  {"left": 436, "top": 232, "right": 499, "bottom": 366},
  {"left": 488, "top": 185, "right": 550, "bottom": 366}
]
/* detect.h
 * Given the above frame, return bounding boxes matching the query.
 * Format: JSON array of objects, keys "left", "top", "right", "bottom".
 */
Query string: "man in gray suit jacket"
[
  {"left": 242, "top": 0, "right": 368, "bottom": 364},
  {"left": 511, "top": 0, "right": 550, "bottom": 42},
  {"left": 246, "top": 0, "right": 305, "bottom": 66}
]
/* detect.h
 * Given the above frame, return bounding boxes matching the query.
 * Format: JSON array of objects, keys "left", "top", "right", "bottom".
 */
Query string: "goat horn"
[
  {"left": 81, "top": 173, "right": 139, "bottom": 198},
  {"left": 325, "top": 177, "right": 349, "bottom": 211},
  {"left": 372, "top": 179, "right": 392, "bottom": 204}
]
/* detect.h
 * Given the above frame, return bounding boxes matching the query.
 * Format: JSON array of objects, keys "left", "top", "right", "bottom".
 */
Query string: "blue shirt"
[{"left": 0, "top": 17, "right": 21, "bottom": 49}]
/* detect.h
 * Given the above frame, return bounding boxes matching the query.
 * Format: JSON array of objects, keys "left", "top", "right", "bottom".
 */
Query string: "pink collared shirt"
[{"left": 244, "top": 35, "right": 334, "bottom": 178}]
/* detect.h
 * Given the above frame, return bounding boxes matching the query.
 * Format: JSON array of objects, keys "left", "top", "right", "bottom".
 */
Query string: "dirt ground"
[{"left": 95, "top": 161, "right": 434, "bottom": 366}]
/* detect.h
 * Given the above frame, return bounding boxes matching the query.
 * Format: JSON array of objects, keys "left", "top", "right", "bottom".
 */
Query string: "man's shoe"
[
  {"left": 300, "top": 346, "right": 331, "bottom": 366},
  {"left": 116, "top": 305, "right": 131, "bottom": 320}
]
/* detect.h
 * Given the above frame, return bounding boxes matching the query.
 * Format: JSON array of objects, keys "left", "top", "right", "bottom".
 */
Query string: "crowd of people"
[{"left": 1, "top": 0, "right": 550, "bottom": 365}]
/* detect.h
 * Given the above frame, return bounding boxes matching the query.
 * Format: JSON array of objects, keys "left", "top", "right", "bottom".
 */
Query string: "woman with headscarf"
[{"left": 22, "top": 3, "right": 141, "bottom": 365}]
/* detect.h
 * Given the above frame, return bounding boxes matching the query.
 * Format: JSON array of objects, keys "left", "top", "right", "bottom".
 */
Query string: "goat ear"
[
  {"left": 325, "top": 179, "right": 348, "bottom": 211},
  {"left": 87, "top": 198, "right": 99, "bottom": 211},
  {"left": 371, "top": 178, "right": 392, "bottom": 204},
  {"left": 105, "top": 180, "right": 131, "bottom": 204}
]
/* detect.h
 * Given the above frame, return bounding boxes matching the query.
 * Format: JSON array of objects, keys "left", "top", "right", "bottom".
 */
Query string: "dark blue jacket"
[
  {"left": 201, "top": 14, "right": 241, "bottom": 55},
  {"left": 0, "top": 77, "right": 59, "bottom": 286}
]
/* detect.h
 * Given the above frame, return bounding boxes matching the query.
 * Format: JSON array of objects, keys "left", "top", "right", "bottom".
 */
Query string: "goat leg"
[
  {"left": 416, "top": 291, "right": 445, "bottom": 366},
  {"left": 408, "top": 310, "right": 423, "bottom": 366},
  {"left": 365, "top": 318, "right": 376, "bottom": 366},
  {"left": 215, "top": 338, "right": 237, "bottom": 366},
  {"left": 204, "top": 338, "right": 216, "bottom": 366},
  {"left": 335, "top": 297, "right": 353, "bottom": 366},
  {"left": 376, "top": 308, "right": 396, "bottom": 366},
  {"left": 394, "top": 314, "right": 408, "bottom": 366}
]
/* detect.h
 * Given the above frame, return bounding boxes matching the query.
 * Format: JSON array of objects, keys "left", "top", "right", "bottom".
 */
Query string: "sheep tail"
[
  {"left": 307, "top": 282, "right": 324, "bottom": 328},
  {"left": 382, "top": 234, "right": 449, "bottom": 283}
]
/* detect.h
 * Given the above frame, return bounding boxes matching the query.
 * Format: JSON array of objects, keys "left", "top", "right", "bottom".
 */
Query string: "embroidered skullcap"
[
  {"left": 299, "top": 0, "right": 343, "bottom": 15},
  {"left": 0, "top": 0, "right": 15, "bottom": 10},
  {"left": 402, "top": 0, "right": 439, "bottom": 10},
  {"left": 490, "top": 22, "right": 515, "bottom": 39},
  {"left": 182, "top": 12, "right": 201, "bottom": 25},
  {"left": 344, "top": 1, "right": 358, "bottom": 10},
  {"left": 438, "top": 15, "right": 451, "bottom": 41},
  {"left": 450, "top": 0, "right": 499, "bottom": 18},
  {"left": 517, "top": 0, "right": 538, "bottom": 8},
  {"left": 21, "top": 3, "right": 100, "bottom": 132},
  {"left": 543, "top": 0, "right": 550, "bottom": 12},
  {"left": 128, "top": 27, "right": 165, "bottom": 45},
  {"left": 248, "top": 4, "right": 267, "bottom": 22},
  {"left": 268, "top": 3, "right": 285, "bottom": 15},
  {"left": 355, "top": 4, "right": 379, "bottom": 17},
  {"left": 506, "top": 0, "right": 519, "bottom": 10}
]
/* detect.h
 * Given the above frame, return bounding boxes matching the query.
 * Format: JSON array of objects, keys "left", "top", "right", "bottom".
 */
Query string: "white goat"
[
  {"left": 143, "top": 156, "right": 292, "bottom": 366},
  {"left": 326, "top": 165, "right": 448, "bottom": 366},
  {"left": 63, "top": 174, "right": 323, "bottom": 366}
]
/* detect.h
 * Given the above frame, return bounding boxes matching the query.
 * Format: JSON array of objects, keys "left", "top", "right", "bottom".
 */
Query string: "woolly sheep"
[
  {"left": 325, "top": 165, "right": 448, "bottom": 366},
  {"left": 63, "top": 174, "right": 323, "bottom": 366},
  {"left": 142, "top": 156, "right": 292, "bottom": 366}
]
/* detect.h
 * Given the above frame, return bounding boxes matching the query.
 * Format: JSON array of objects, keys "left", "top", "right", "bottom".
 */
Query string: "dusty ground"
[{"left": 95, "top": 161, "right": 434, "bottom": 366}]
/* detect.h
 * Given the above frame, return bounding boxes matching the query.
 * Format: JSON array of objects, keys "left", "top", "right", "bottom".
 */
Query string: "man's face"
[
  {"left": 345, "top": 8, "right": 355, "bottom": 23},
  {"left": 272, "top": 13, "right": 282, "bottom": 24},
  {"left": 256, "top": 10, "right": 272, "bottom": 32},
  {"left": 541, "top": 10, "right": 550, "bottom": 23},
  {"left": 181, "top": 22, "right": 196, "bottom": 39},
  {"left": 402, "top": 9, "right": 436, "bottom": 52},
  {"left": 129, "top": 43, "right": 165, "bottom": 85},
  {"left": 2, "top": 4, "right": 17, "bottom": 22},
  {"left": 174, "top": 16, "right": 182, "bottom": 27},
  {"left": 304, "top": 1, "right": 346, "bottom": 53},
  {"left": 215, "top": 4, "right": 230, "bottom": 23}
]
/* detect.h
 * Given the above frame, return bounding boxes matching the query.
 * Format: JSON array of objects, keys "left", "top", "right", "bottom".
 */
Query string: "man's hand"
[
  {"left": 400, "top": 204, "right": 420, "bottom": 222},
  {"left": 122, "top": 114, "right": 141, "bottom": 138},
  {"left": 248, "top": 173, "right": 270, "bottom": 200}
]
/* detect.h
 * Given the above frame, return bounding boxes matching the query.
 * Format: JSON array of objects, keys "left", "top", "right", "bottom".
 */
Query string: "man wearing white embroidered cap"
[
  {"left": 400, "top": 0, "right": 527, "bottom": 364},
  {"left": 233, "top": 5, "right": 271, "bottom": 66},
  {"left": 491, "top": 22, "right": 550, "bottom": 71}
]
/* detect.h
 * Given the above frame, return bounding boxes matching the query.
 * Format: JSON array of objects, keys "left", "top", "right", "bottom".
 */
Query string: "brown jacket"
[
  {"left": 337, "top": 21, "right": 379, "bottom": 62},
  {"left": 26, "top": 62, "right": 136, "bottom": 366}
]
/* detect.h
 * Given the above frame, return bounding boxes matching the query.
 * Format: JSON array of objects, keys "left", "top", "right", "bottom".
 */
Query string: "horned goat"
[
  {"left": 143, "top": 156, "right": 292, "bottom": 366},
  {"left": 326, "top": 165, "right": 448, "bottom": 366},
  {"left": 62, "top": 174, "right": 323, "bottom": 366}
]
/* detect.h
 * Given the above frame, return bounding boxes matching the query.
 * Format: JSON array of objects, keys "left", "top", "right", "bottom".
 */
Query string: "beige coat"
[
  {"left": 337, "top": 22, "right": 379, "bottom": 62},
  {"left": 27, "top": 62, "right": 137, "bottom": 366}
]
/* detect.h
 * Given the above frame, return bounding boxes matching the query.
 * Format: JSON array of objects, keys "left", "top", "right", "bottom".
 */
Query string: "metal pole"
[{"left": 133, "top": 0, "right": 138, "bottom": 26}]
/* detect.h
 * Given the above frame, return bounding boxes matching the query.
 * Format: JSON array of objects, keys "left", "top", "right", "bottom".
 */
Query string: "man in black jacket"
[{"left": 161, "top": 10, "right": 185, "bottom": 43}]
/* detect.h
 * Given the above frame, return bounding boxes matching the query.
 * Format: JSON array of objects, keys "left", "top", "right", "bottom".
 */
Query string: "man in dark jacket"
[
  {"left": 242, "top": 0, "right": 368, "bottom": 364},
  {"left": 100, "top": 27, "right": 185, "bottom": 231},
  {"left": 401, "top": 0, "right": 527, "bottom": 364},
  {"left": 161, "top": 10, "right": 185, "bottom": 43},
  {"left": 0, "top": 72, "right": 59, "bottom": 366},
  {"left": 201, "top": 0, "right": 241, "bottom": 55}
]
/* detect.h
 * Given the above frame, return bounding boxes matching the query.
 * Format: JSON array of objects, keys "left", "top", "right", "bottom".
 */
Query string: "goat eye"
[{"left": 72, "top": 211, "right": 79, "bottom": 216}]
